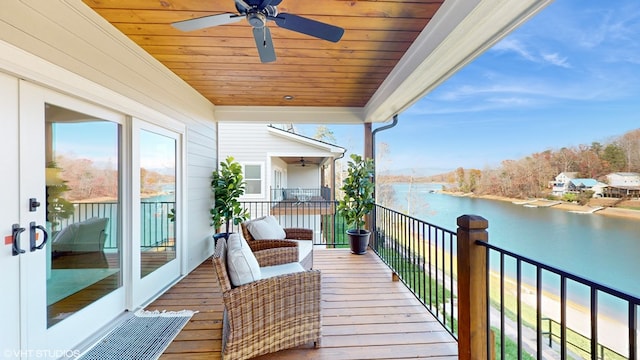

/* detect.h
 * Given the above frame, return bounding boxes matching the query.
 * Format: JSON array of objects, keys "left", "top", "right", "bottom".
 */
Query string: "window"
[
  {"left": 244, "top": 163, "right": 263, "bottom": 196},
  {"left": 274, "top": 169, "right": 283, "bottom": 189}
]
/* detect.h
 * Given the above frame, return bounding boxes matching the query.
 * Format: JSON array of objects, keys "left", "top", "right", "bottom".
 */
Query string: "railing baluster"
[
  {"left": 517, "top": 258, "right": 522, "bottom": 360},
  {"left": 486, "top": 245, "right": 492, "bottom": 360},
  {"left": 435, "top": 224, "right": 440, "bottom": 321},
  {"left": 501, "top": 252, "right": 506, "bottom": 360},
  {"left": 630, "top": 302, "right": 637, "bottom": 360},
  {"left": 429, "top": 222, "right": 438, "bottom": 312},
  {"left": 590, "top": 287, "right": 598, "bottom": 360},
  {"left": 537, "top": 267, "right": 542, "bottom": 360},
  {"left": 561, "top": 275, "right": 567, "bottom": 360},
  {"left": 449, "top": 230, "right": 454, "bottom": 331}
]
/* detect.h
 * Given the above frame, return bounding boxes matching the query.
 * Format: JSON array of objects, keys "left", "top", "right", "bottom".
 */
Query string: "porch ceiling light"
[{"left": 283, "top": 95, "right": 294, "bottom": 101}]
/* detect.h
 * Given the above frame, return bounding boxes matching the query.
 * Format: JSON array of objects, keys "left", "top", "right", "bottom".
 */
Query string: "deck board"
[{"left": 150, "top": 248, "right": 458, "bottom": 359}]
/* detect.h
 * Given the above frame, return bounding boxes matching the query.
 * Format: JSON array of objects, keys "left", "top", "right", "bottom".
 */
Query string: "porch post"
[
  {"left": 457, "top": 215, "right": 491, "bottom": 360},
  {"left": 364, "top": 123, "right": 373, "bottom": 233}
]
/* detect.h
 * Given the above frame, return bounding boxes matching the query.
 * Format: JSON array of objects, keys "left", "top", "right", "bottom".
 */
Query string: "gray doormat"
[{"left": 77, "top": 310, "right": 196, "bottom": 360}]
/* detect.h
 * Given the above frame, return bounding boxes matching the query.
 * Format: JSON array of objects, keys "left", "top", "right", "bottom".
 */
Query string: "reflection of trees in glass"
[
  {"left": 54, "top": 154, "right": 118, "bottom": 201},
  {"left": 46, "top": 162, "right": 75, "bottom": 230},
  {"left": 141, "top": 167, "right": 175, "bottom": 196}
]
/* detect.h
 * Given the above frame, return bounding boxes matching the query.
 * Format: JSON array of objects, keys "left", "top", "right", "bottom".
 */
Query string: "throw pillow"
[
  {"left": 264, "top": 216, "right": 286, "bottom": 239},
  {"left": 246, "top": 216, "right": 286, "bottom": 240},
  {"left": 226, "top": 233, "right": 261, "bottom": 286}
]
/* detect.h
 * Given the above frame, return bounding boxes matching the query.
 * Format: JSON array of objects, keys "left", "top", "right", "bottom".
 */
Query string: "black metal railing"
[
  {"left": 56, "top": 201, "right": 175, "bottom": 249},
  {"left": 269, "top": 187, "right": 331, "bottom": 201},
  {"left": 236, "top": 200, "right": 347, "bottom": 246},
  {"left": 479, "top": 241, "right": 639, "bottom": 360},
  {"left": 56, "top": 202, "right": 119, "bottom": 248},
  {"left": 140, "top": 201, "right": 175, "bottom": 249},
  {"left": 542, "top": 318, "right": 626, "bottom": 359},
  {"left": 370, "top": 204, "right": 458, "bottom": 338}
]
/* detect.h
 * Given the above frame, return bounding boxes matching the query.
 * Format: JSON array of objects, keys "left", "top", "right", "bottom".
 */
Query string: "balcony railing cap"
[{"left": 456, "top": 214, "right": 488, "bottom": 230}]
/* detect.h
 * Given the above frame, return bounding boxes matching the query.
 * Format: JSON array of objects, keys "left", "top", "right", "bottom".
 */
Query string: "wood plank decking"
[{"left": 149, "top": 249, "right": 458, "bottom": 360}]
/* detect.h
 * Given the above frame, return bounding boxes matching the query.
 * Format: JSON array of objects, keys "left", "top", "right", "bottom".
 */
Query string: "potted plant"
[
  {"left": 337, "top": 154, "right": 375, "bottom": 254},
  {"left": 210, "top": 156, "right": 249, "bottom": 241}
]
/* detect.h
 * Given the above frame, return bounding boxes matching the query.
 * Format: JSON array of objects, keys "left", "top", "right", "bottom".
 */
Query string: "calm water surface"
[{"left": 393, "top": 183, "right": 640, "bottom": 299}]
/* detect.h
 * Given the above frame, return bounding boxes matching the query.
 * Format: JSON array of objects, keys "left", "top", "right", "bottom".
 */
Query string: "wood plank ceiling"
[{"left": 82, "top": 0, "right": 444, "bottom": 108}]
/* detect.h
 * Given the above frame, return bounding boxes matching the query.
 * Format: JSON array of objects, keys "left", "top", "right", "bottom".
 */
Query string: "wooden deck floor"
[{"left": 149, "top": 249, "right": 458, "bottom": 360}]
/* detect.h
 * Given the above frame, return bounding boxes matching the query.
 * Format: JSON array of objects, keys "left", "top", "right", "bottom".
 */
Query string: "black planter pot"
[
  {"left": 213, "top": 232, "right": 230, "bottom": 246},
  {"left": 347, "top": 229, "right": 370, "bottom": 255}
]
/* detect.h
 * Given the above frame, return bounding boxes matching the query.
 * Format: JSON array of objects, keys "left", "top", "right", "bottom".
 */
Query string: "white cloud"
[
  {"left": 492, "top": 38, "right": 571, "bottom": 68},
  {"left": 492, "top": 38, "right": 537, "bottom": 62},
  {"left": 541, "top": 53, "right": 571, "bottom": 68}
]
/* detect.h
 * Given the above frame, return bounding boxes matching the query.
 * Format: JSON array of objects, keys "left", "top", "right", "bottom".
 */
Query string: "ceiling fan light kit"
[{"left": 172, "top": 0, "right": 345, "bottom": 63}]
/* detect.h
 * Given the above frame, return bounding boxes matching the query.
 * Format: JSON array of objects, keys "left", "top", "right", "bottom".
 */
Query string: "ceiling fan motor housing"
[{"left": 247, "top": 11, "right": 266, "bottom": 28}]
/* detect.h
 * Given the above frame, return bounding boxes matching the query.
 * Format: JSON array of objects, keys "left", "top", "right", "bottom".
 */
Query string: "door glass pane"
[
  {"left": 45, "top": 104, "right": 121, "bottom": 327},
  {"left": 140, "top": 130, "right": 176, "bottom": 278}
]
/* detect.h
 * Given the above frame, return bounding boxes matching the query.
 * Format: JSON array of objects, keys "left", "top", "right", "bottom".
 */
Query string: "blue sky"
[{"left": 297, "top": 0, "right": 640, "bottom": 175}]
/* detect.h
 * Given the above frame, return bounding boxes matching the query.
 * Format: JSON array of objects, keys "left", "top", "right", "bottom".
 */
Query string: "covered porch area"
[{"left": 150, "top": 248, "right": 458, "bottom": 359}]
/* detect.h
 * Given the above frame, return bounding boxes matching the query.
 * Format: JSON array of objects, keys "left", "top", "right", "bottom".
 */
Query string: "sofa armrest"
[
  {"left": 222, "top": 270, "right": 321, "bottom": 358},
  {"left": 284, "top": 227, "right": 313, "bottom": 240},
  {"left": 249, "top": 240, "right": 298, "bottom": 267}
]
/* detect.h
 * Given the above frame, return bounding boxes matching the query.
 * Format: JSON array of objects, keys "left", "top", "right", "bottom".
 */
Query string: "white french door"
[
  {"left": 18, "top": 81, "right": 127, "bottom": 357},
  {"left": 131, "top": 121, "right": 182, "bottom": 306}
]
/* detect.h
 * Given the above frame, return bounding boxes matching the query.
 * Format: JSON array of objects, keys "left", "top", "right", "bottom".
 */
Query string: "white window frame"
[{"left": 242, "top": 162, "right": 265, "bottom": 198}]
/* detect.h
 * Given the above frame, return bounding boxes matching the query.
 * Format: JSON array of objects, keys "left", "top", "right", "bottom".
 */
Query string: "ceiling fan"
[
  {"left": 171, "top": 0, "right": 345, "bottom": 63},
  {"left": 298, "top": 157, "right": 307, "bottom": 167}
]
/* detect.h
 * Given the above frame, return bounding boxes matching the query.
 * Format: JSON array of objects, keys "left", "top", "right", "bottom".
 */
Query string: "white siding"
[
  {"left": 219, "top": 122, "right": 334, "bottom": 200},
  {"left": 607, "top": 173, "right": 640, "bottom": 187},
  {"left": 288, "top": 165, "right": 321, "bottom": 188}
]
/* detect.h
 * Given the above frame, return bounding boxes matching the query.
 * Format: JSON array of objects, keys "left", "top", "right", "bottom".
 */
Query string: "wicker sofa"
[
  {"left": 241, "top": 217, "right": 314, "bottom": 270},
  {"left": 212, "top": 237, "right": 321, "bottom": 360}
]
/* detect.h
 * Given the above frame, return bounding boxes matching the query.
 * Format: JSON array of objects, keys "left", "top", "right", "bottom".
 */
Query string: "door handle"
[
  {"left": 29, "top": 222, "right": 49, "bottom": 252},
  {"left": 12, "top": 224, "right": 26, "bottom": 256}
]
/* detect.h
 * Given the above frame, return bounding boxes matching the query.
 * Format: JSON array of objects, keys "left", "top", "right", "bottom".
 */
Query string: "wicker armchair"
[
  {"left": 212, "top": 238, "right": 321, "bottom": 360},
  {"left": 241, "top": 221, "right": 314, "bottom": 269}
]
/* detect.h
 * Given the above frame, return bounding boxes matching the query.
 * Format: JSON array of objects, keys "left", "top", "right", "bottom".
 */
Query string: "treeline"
[
  {"left": 430, "top": 128, "right": 640, "bottom": 199},
  {"left": 54, "top": 154, "right": 173, "bottom": 201}
]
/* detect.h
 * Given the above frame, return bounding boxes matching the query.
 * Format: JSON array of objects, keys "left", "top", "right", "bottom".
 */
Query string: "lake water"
[{"left": 393, "top": 183, "right": 640, "bottom": 307}]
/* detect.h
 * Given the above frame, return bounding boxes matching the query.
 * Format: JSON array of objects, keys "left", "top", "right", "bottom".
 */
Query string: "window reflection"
[
  {"left": 45, "top": 104, "right": 121, "bottom": 327},
  {"left": 140, "top": 129, "right": 177, "bottom": 278}
]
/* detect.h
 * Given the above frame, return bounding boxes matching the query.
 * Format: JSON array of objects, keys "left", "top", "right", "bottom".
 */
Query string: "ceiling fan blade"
[
  {"left": 172, "top": 13, "right": 242, "bottom": 32},
  {"left": 234, "top": 0, "right": 251, "bottom": 12},
  {"left": 273, "top": 13, "right": 344, "bottom": 43},
  {"left": 253, "top": 26, "right": 276, "bottom": 63},
  {"left": 257, "top": 0, "right": 274, "bottom": 9}
]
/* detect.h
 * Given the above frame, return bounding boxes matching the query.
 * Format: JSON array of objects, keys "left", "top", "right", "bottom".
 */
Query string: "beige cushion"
[
  {"left": 293, "top": 240, "right": 313, "bottom": 263},
  {"left": 260, "top": 262, "right": 305, "bottom": 279},
  {"left": 226, "top": 233, "right": 261, "bottom": 286},
  {"left": 246, "top": 215, "right": 286, "bottom": 240}
]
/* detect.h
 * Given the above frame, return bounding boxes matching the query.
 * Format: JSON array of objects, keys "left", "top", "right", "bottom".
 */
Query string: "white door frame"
[
  {"left": 19, "top": 81, "right": 128, "bottom": 357},
  {"left": 0, "top": 71, "right": 22, "bottom": 359}
]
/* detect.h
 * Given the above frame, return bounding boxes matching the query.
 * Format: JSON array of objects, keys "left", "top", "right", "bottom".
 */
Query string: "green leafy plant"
[
  {"left": 337, "top": 154, "right": 375, "bottom": 231},
  {"left": 210, "top": 156, "right": 249, "bottom": 236},
  {"left": 46, "top": 163, "right": 75, "bottom": 231}
]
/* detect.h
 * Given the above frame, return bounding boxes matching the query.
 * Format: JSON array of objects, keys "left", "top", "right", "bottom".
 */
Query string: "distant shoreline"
[{"left": 440, "top": 190, "right": 640, "bottom": 221}]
